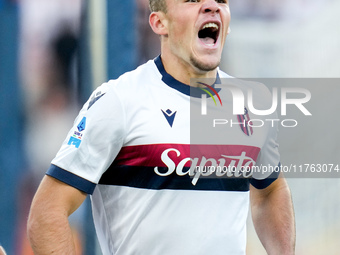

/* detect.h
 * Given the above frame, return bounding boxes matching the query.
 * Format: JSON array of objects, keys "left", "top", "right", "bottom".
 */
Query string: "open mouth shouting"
[{"left": 198, "top": 22, "right": 220, "bottom": 47}]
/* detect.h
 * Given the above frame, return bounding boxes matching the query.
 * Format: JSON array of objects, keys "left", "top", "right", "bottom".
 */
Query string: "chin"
[{"left": 190, "top": 55, "right": 220, "bottom": 72}]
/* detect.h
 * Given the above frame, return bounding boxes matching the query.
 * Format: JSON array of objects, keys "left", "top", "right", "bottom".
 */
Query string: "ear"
[{"left": 149, "top": 12, "right": 168, "bottom": 36}]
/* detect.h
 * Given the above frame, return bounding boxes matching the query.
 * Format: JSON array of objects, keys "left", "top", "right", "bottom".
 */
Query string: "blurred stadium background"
[{"left": 1, "top": 0, "right": 339, "bottom": 254}]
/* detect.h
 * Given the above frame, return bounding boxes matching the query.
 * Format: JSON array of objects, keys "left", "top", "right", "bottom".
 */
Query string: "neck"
[{"left": 160, "top": 51, "right": 218, "bottom": 86}]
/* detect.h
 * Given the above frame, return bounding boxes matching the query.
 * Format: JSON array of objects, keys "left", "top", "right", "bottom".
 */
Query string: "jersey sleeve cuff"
[
  {"left": 250, "top": 163, "right": 281, "bottom": 189},
  {"left": 46, "top": 164, "right": 96, "bottom": 194}
]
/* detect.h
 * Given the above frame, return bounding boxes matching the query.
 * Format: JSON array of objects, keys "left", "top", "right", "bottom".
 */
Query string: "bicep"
[
  {"left": 249, "top": 173, "right": 295, "bottom": 254},
  {"left": 30, "top": 175, "right": 87, "bottom": 217},
  {"left": 250, "top": 172, "right": 289, "bottom": 204},
  {"left": 28, "top": 176, "right": 88, "bottom": 253}
]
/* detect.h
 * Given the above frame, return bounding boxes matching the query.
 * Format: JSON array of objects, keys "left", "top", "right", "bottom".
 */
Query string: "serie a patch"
[{"left": 68, "top": 117, "right": 86, "bottom": 148}]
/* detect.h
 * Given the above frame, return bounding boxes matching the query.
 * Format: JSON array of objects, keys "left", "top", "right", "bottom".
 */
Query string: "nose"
[{"left": 202, "top": 0, "right": 220, "bottom": 14}]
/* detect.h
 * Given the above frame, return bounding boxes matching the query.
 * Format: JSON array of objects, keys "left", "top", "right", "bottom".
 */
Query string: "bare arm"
[
  {"left": 27, "top": 175, "right": 87, "bottom": 254},
  {"left": 0, "top": 246, "right": 7, "bottom": 255},
  {"left": 250, "top": 173, "right": 296, "bottom": 255}
]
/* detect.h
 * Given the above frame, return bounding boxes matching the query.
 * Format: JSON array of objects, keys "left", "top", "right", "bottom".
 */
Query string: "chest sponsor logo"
[{"left": 154, "top": 147, "right": 257, "bottom": 185}]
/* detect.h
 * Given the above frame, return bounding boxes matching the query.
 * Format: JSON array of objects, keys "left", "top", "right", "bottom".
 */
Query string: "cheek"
[
  {"left": 223, "top": 8, "right": 231, "bottom": 25},
  {"left": 169, "top": 12, "right": 194, "bottom": 38},
  {"left": 169, "top": 24, "right": 191, "bottom": 46}
]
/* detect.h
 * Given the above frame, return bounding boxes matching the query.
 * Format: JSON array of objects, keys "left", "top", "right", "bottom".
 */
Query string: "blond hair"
[{"left": 149, "top": 0, "right": 167, "bottom": 13}]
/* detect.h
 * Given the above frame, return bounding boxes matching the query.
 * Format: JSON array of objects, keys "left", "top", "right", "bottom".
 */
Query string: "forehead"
[
  {"left": 165, "top": 0, "right": 230, "bottom": 10},
  {"left": 165, "top": 0, "right": 181, "bottom": 8}
]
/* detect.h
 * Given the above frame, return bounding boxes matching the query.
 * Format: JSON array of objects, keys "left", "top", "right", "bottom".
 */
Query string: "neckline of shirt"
[{"left": 154, "top": 55, "right": 221, "bottom": 97}]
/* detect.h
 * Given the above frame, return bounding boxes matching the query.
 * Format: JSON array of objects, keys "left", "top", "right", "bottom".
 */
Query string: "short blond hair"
[{"left": 149, "top": 0, "right": 167, "bottom": 13}]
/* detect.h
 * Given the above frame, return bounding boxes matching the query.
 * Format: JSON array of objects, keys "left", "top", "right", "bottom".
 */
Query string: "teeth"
[{"left": 202, "top": 23, "right": 219, "bottom": 30}]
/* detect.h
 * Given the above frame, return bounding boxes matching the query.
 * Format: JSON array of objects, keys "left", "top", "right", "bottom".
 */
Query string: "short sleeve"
[
  {"left": 249, "top": 87, "right": 281, "bottom": 189},
  {"left": 47, "top": 82, "right": 126, "bottom": 194}
]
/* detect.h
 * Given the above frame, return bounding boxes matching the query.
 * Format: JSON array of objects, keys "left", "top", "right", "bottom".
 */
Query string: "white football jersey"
[{"left": 47, "top": 56, "right": 280, "bottom": 255}]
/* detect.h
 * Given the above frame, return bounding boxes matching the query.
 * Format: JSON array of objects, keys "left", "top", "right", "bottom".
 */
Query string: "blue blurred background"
[{"left": 1, "top": 0, "right": 339, "bottom": 254}]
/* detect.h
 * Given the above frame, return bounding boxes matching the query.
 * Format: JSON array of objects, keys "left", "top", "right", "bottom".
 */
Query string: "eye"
[
  {"left": 186, "top": 0, "right": 200, "bottom": 2},
  {"left": 216, "top": 0, "right": 228, "bottom": 3}
]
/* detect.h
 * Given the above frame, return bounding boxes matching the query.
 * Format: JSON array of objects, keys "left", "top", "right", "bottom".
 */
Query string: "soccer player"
[{"left": 27, "top": 0, "right": 296, "bottom": 254}]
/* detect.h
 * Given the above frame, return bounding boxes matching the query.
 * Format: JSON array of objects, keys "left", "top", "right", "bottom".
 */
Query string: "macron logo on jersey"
[
  {"left": 88, "top": 91, "right": 106, "bottom": 110},
  {"left": 161, "top": 109, "right": 177, "bottom": 127}
]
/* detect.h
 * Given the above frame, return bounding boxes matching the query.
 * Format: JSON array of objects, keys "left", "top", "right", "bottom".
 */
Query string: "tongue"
[{"left": 200, "top": 37, "right": 215, "bottom": 45}]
